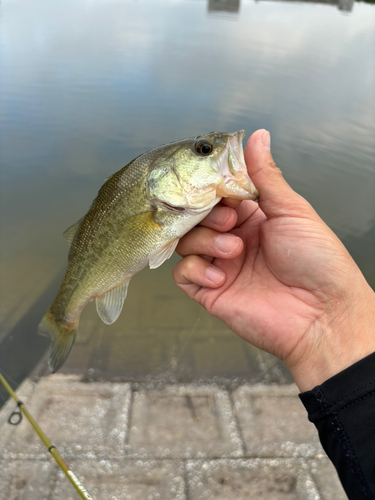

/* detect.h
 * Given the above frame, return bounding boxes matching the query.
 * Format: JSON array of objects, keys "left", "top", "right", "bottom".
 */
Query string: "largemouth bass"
[{"left": 38, "top": 130, "right": 259, "bottom": 373}]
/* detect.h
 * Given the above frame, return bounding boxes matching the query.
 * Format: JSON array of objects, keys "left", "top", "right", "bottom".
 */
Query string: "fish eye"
[{"left": 195, "top": 140, "right": 213, "bottom": 156}]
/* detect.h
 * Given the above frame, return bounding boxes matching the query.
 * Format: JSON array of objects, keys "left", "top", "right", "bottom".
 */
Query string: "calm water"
[{"left": 0, "top": 0, "right": 374, "bottom": 388}]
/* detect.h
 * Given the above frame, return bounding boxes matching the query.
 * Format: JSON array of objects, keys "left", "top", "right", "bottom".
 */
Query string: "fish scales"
[{"left": 38, "top": 131, "right": 259, "bottom": 372}]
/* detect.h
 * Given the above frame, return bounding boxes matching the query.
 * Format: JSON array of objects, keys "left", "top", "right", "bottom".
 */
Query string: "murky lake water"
[{"left": 1, "top": 0, "right": 374, "bottom": 391}]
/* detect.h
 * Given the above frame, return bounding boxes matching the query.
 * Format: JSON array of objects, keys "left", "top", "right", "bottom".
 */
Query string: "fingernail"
[
  {"left": 215, "top": 234, "right": 241, "bottom": 254},
  {"left": 262, "top": 130, "right": 271, "bottom": 151},
  {"left": 205, "top": 266, "right": 225, "bottom": 283},
  {"left": 209, "top": 207, "right": 231, "bottom": 226}
]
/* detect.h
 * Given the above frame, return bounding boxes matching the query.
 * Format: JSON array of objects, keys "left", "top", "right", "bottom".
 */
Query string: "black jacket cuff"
[{"left": 299, "top": 351, "right": 375, "bottom": 500}]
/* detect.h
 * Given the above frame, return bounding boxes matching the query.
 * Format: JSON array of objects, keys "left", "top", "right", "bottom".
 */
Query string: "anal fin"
[{"left": 96, "top": 280, "right": 130, "bottom": 325}]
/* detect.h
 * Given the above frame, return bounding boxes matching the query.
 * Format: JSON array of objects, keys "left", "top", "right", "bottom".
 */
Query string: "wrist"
[{"left": 287, "top": 278, "right": 375, "bottom": 393}]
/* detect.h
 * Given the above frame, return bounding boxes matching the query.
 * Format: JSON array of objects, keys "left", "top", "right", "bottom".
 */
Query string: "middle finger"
[{"left": 177, "top": 226, "right": 244, "bottom": 259}]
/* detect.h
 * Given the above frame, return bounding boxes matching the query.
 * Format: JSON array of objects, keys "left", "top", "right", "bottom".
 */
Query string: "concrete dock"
[{"left": 0, "top": 373, "right": 347, "bottom": 499}]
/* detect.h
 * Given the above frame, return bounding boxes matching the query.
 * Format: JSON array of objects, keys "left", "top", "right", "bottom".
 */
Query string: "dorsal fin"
[
  {"left": 63, "top": 219, "right": 82, "bottom": 245},
  {"left": 96, "top": 280, "right": 130, "bottom": 325},
  {"left": 104, "top": 172, "right": 117, "bottom": 181}
]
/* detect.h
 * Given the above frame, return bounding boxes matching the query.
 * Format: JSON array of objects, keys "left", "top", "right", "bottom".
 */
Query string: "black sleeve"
[{"left": 299, "top": 351, "right": 375, "bottom": 500}]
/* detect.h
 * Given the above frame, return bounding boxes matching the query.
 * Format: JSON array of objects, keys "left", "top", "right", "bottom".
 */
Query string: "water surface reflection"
[{"left": 0, "top": 0, "right": 374, "bottom": 386}]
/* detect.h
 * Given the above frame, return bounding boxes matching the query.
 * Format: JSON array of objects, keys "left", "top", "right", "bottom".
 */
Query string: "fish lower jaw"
[
  {"left": 216, "top": 183, "right": 259, "bottom": 200},
  {"left": 183, "top": 195, "right": 222, "bottom": 215}
]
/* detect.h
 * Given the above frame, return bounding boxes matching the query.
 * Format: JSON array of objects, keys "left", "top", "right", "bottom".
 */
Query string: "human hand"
[{"left": 173, "top": 129, "right": 375, "bottom": 391}]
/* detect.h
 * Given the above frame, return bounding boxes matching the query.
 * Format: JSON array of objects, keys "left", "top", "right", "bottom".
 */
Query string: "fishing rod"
[{"left": 0, "top": 371, "right": 93, "bottom": 500}]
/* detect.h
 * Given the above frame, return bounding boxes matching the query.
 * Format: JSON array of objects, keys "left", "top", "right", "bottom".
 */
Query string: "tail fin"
[{"left": 38, "top": 308, "right": 77, "bottom": 373}]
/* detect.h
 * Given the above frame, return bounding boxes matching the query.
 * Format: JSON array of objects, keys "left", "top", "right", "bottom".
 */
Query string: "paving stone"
[
  {"left": 0, "top": 375, "right": 131, "bottom": 460},
  {"left": 309, "top": 457, "right": 347, "bottom": 500},
  {"left": 233, "top": 385, "right": 323, "bottom": 458},
  {"left": 186, "top": 458, "right": 321, "bottom": 500},
  {"left": 0, "top": 378, "right": 38, "bottom": 456},
  {"left": 128, "top": 385, "right": 242, "bottom": 458},
  {"left": 52, "top": 459, "right": 186, "bottom": 500},
  {"left": 0, "top": 460, "right": 57, "bottom": 500}
]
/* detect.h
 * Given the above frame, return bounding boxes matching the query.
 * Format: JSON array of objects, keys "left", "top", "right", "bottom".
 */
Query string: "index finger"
[
  {"left": 220, "top": 198, "right": 242, "bottom": 209},
  {"left": 198, "top": 204, "right": 238, "bottom": 232}
]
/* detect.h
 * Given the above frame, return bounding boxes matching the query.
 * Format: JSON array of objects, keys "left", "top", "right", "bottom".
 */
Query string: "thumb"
[{"left": 244, "top": 129, "right": 309, "bottom": 219}]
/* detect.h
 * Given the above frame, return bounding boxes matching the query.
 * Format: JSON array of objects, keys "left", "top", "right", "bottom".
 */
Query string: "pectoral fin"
[
  {"left": 149, "top": 239, "right": 179, "bottom": 269},
  {"left": 96, "top": 280, "right": 130, "bottom": 325}
]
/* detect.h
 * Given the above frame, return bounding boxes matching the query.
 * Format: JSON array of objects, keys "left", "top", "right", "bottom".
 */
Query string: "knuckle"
[
  {"left": 173, "top": 255, "right": 198, "bottom": 284},
  {"left": 183, "top": 255, "right": 199, "bottom": 274}
]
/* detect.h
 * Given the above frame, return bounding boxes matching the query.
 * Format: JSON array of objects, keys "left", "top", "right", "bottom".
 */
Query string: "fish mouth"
[{"left": 216, "top": 130, "right": 259, "bottom": 200}]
